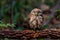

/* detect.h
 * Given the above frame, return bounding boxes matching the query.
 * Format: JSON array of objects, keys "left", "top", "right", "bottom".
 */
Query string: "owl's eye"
[{"left": 38, "top": 11, "right": 42, "bottom": 13}]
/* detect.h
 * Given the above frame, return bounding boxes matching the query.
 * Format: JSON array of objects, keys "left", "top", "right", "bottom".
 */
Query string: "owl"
[{"left": 27, "top": 8, "right": 43, "bottom": 30}]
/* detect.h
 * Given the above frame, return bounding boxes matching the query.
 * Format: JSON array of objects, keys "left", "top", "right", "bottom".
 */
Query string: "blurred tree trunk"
[{"left": 10, "top": 0, "right": 13, "bottom": 24}]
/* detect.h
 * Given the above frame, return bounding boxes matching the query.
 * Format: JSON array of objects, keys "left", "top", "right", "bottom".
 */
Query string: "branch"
[{"left": 0, "top": 29, "right": 60, "bottom": 39}]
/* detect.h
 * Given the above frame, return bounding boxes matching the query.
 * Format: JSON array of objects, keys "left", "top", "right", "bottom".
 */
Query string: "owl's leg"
[{"left": 34, "top": 25, "right": 37, "bottom": 30}]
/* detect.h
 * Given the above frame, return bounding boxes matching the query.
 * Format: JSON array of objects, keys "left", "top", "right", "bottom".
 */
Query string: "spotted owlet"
[{"left": 27, "top": 8, "right": 43, "bottom": 29}]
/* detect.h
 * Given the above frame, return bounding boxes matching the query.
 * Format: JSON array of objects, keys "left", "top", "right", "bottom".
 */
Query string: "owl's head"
[{"left": 31, "top": 8, "right": 42, "bottom": 16}]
